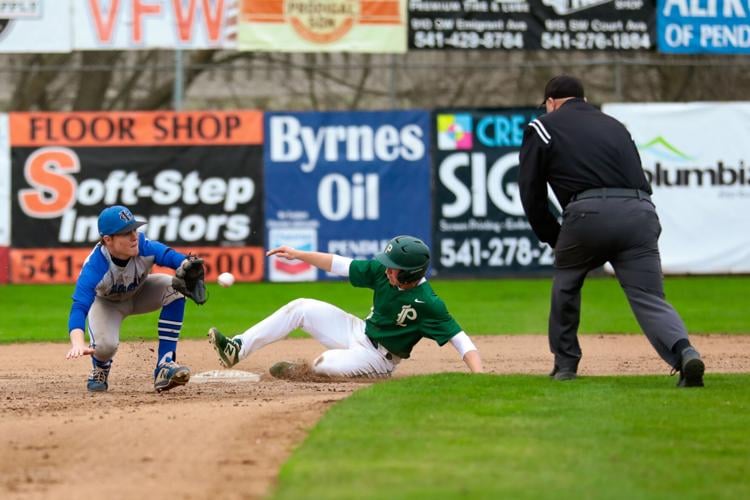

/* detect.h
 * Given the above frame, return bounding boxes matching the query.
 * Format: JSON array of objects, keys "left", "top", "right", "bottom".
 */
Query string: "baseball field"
[{"left": 1, "top": 276, "right": 749, "bottom": 499}]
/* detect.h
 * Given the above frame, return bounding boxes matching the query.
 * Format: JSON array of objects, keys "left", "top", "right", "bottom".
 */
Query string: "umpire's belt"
[
  {"left": 369, "top": 337, "right": 395, "bottom": 361},
  {"left": 571, "top": 188, "right": 651, "bottom": 203}
]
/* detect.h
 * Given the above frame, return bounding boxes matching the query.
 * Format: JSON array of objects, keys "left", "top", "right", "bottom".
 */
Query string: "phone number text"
[
  {"left": 10, "top": 246, "right": 264, "bottom": 284},
  {"left": 413, "top": 31, "right": 524, "bottom": 49},
  {"left": 541, "top": 31, "right": 651, "bottom": 50},
  {"left": 439, "top": 237, "right": 553, "bottom": 268}
]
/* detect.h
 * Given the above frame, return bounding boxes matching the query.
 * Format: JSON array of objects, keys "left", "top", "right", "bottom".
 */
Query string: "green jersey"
[{"left": 349, "top": 259, "right": 462, "bottom": 359}]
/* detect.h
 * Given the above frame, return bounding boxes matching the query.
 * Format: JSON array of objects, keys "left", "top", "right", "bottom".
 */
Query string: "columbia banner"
[
  {"left": 0, "top": 1, "right": 72, "bottom": 53},
  {"left": 409, "top": 0, "right": 655, "bottom": 50},
  {"left": 657, "top": 0, "right": 750, "bottom": 54},
  {"left": 9, "top": 110, "right": 265, "bottom": 283},
  {"left": 603, "top": 102, "right": 750, "bottom": 273},
  {"left": 264, "top": 110, "right": 431, "bottom": 281},
  {"left": 432, "top": 108, "right": 555, "bottom": 278},
  {"left": 238, "top": 0, "right": 407, "bottom": 52},
  {"left": 73, "top": 0, "right": 237, "bottom": 49}
]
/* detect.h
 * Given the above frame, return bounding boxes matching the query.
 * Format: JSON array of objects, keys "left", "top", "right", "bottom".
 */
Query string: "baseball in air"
[{"left": 217, "top": 272, "right": 235, "bottom": 288}]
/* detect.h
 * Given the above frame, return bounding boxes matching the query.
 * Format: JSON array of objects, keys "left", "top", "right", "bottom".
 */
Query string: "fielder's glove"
[{"left": 173, "top": 256, "right": 207, "bottom": 305}]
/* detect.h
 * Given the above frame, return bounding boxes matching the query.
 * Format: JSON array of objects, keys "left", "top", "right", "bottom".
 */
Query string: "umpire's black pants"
[{"left": 550, "top": 196, "right": 688, "bottom": 373}]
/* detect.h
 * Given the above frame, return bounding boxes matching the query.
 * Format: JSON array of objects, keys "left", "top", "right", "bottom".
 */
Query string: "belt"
[
  {"left": 369, "top": 337, "right": 394, "bottom": 361},
  {"left": 571, "top": 188, "right": 651, "bottom": 202}
]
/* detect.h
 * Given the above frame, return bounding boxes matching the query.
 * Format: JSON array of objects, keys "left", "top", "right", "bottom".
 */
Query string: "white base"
[{"left": 191, "top": 370, "right": 261, "bottom": 383}]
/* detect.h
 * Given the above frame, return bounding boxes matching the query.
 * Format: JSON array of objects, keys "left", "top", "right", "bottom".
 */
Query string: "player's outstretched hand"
[
  {"left": 66, "top": 342, "right": 94, "bottom": 359},
  {"left": 267, "top": 246, "right": 299, "bottom": 260}
]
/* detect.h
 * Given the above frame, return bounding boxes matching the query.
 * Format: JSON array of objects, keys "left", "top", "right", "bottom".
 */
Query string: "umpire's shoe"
[
  {"left": 87, "top": 366, "right": 110, "bottom": 392},
  {"left": 208, "top": 327, "right": 241, "bottom": 368},
  {"left": 154, "top": 360, "right": 191, "bottom": 393},
  {"left": 677, "top": 347, "right": 705, "bottom": 388},
  {"left": 549, "top": 364, "right": 577, "bottom": 381}
]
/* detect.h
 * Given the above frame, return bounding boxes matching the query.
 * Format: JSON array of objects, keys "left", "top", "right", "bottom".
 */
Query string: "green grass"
[
  {"left": 273, "top": 373, "right": 750, "bottom": 500},
  {"left": 1, "top": 276, "right": 748, "bottom": 343}
]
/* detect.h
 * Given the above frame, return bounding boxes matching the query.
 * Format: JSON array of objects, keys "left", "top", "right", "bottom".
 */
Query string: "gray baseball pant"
[
  {"left": 550, "top": 197, "right": 689, "bottom": 372},
  {"left": 87, "top": 274, "right": 183, "bottom": 361}
]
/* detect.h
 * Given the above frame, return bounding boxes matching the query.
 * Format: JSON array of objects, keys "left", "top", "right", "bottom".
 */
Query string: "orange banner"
[
  {"left": 10, "top": 111, "right": 263, "bottom": 147},
  {"left": 243, "top": 0, "right": 400, "bottom": 24},
  {"left": 238, "top": 0, "right": 406, "bottom": 52},
  {"left": 10, "top": 246, "right": 264, "bottom": 284}
]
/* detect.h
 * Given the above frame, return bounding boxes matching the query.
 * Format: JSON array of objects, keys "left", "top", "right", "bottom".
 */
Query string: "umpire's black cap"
[{"left": 541, "top": 75, "right": 585, "bottom": 106}]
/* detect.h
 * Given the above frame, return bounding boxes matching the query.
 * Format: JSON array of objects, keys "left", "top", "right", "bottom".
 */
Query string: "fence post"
[
  {"left": 389, "top": 54, "right": 397, "bottom": 108},
  {"left": 173, "top": 49, "right": 185, "bottom": 111},
  {"left": 614, "top": 58, "right": 623, "bottom": 102}
]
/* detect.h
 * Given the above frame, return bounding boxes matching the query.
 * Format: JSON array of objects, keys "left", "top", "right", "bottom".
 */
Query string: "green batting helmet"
[{"left": 375, "top": 235, "right": 430, "bottom": 283}]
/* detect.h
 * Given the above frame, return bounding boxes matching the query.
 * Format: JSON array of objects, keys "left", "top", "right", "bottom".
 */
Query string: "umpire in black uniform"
[{"left": 518, "top": 75, "right": 704, "bottom": 387}]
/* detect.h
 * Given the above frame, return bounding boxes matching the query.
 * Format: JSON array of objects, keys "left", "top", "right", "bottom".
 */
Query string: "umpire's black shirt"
[{"left": 518, "top": 98, "right": 651, "bottom": 247}]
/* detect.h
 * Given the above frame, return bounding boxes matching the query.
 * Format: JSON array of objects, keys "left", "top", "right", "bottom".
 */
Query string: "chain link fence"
[{"left": 2, "top": 50, "right": 750, "bottom": 111}]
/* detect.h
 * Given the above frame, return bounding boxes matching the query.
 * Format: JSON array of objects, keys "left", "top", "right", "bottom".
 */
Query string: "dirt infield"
[{"left": 1, "top": 335, "right": 748, "bottom": 499}]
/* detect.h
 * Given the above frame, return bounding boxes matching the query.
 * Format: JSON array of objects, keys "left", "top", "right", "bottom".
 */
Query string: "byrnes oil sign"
[{"left": 264, "top": 110, "right": 431, "bottom": 281}]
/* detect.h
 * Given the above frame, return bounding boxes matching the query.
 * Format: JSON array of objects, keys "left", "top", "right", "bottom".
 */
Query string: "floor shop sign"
[
  {"left": 432, "top": 108, "right": 555, "bottom": 278},
  {"left": 264, "top": 110, "right": 431, "bottom": 281},
  {"left": 603, "top": 102, "right": 750, "bottom": 273},
  {"left": 409, "top": 0, "right": 654, "bottom": 50},
  {"left": 9, "top": 110, "right": 265, "bottom": 283}
]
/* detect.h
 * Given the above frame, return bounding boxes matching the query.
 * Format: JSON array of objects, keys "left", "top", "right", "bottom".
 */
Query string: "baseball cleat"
[
  {"left": 208, "top": 327, "right": 241, "bottom": 368},
  {"left": 154, "top": 361, "right": 191, "bottom": 393},
  {"left": 553, "top": 371, "right": 577, "bottom": 381},
  {"left": 677, "top": 347, "right": 705, "bottom": 388},
  {"left": 87, "top": 366, "right": 110, "bottom": 392}
]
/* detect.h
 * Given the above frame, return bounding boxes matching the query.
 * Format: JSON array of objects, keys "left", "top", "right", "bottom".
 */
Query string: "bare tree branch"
[
  {"left": 73, "top": 51, "right": 122, "bottom": 111},
  {"left": 10, "top": 54, "right": 73, "bottom": 111}
]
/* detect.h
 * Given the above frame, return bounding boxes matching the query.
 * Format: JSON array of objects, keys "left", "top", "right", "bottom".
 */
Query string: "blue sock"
[
  {"left": 156, "top": 298, "right": 185, "bottom": 374},
  {"left": 91, "top": 356, "right": 112, "bottom": 372}
]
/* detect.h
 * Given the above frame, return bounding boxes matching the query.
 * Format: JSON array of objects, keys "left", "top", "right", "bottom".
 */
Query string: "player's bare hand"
[
  {"left": 266, "top": 246, "right": 298, "bottom": 260},
  {"left": 66, "top": 343, "right": 94, "bottom": 359}
]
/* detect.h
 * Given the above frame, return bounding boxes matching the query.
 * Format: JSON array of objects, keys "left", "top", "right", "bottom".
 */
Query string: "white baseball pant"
[{"left": 233, "top": 298, "right": 399, "bottom": 378}]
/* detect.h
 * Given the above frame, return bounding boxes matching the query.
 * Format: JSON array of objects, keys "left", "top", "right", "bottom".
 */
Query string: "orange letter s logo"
[{"left": 18, "top": 147, "right": 80, "bottom": 219}]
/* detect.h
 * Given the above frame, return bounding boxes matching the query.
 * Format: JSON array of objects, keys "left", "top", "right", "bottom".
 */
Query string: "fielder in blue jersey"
[{"left": 66, "top": 205, "right": 193, "bottom": 393}]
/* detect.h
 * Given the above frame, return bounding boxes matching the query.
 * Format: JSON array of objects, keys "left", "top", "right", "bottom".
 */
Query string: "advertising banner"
[
  {"left": 657, "top": 0, "right": 750, "bottom": 54},
  {"left": 0, "top": 246, "right": 7, "bottom": 283},
  {"left": 432, "top": 108, "right": 556, "bottom": 277},
  {"left": 409, "top": 0, "right": 655, "bottom": 50},
  {"left": 264, "top": 110, "right": 431, "bottom": 281},
  {"left": 238, "top": 0, "right": 407, "bottom": 52},
  {"left": 73, "top": 0, "right": 237, "bottom": 49},
  {"left": 9, "top": 110, "right": 264, "bottom": 283},
  {"left": 0, "top": 113, "right": 9, "bottom": 247},
  {"left": 0, "top": 111, "right": 6, "bottom": 283},
  {"left": 603, "top": 102, "right": 750, "bottom": 273},
  {"left": 0, "top": 1, "right": 72, "bottom": 53}
]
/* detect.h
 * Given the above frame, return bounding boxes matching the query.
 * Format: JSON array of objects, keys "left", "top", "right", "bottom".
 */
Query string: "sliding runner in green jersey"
[{"left": 208, "top": 235, "right": 483, "bottom": 378}]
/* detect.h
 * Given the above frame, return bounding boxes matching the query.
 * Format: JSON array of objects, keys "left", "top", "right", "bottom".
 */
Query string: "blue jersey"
[{"left": 67, "top": 233, "right": 186, "bottom": 333}]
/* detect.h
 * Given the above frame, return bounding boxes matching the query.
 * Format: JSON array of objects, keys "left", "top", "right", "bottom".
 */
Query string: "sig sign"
[
  {"left": 264, "top": 111, "right": 432, "bottom": 281},
  {"left": 433, "top": 109, "right": 555, "bottom": 277}
]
